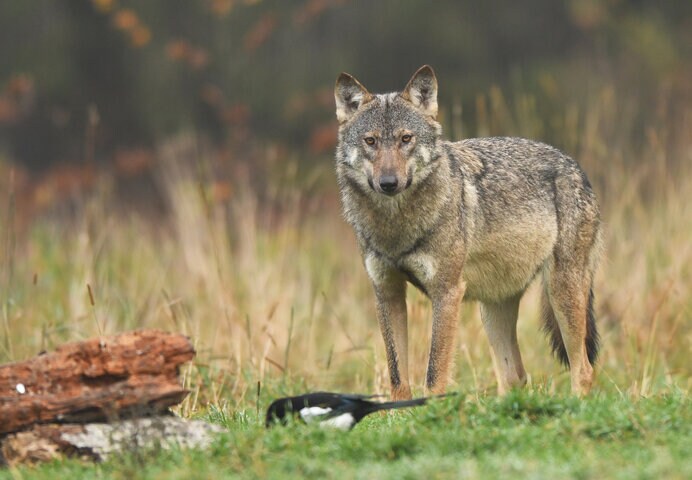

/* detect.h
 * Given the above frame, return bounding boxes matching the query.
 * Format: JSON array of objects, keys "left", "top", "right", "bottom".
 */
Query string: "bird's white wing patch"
[
  {"left": 319, "top": 413, "right": 355, "bottom": 431},
  {"left": 299, "top": 406, "right": 332, "bottom": 423},
  {"left": 299, "top": 407, "right": 355, "bottom": 430}
]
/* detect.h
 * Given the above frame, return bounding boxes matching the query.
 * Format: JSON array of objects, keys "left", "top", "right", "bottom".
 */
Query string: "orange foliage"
[
  {"left": 284, "top": 93, "right": 308, "bottom": 118},
  {"left": 294, "top": 0, "right": 328, "bottom": 25},
  {"left": 91, "top": 0, "right": 116, "bottom": 13},
  {"left": 130, "top": 26, "right": 152, "bottom": 47},
  {"left": 284, "top": 88, "right": 333, "bottom": 120},
  {"left": 222, "top": 103, "right": 251, "bottom": 125},
  {"left": 0, "top": 74, "right": 35, "bottom": 124},
  {"left": 243, "top": 13, "right": 278, "bottom": 52},
  {"left": 0, "top": 97, "right": 16, "bottom": 123},
  {"left": 200, "top": 84, "right": 226, "bottom": 107},
  {"left": 166, "top": 40, "right": 209, "bottom": 70},
  {"left": 188, "top": 49, "right": 209, "bottom": 69},
  {"left": 568, "top": 0, "right": 608, "bottom": 30},
  {"left": 166, "top": 40, "right": 190, "bottom": 61},
  {"left": 314, "top": 87, "right": 335, "bottom": 109},
  {"left": 6, "top": 74, "right": 35, "bottom": 97},
  {"left": 309, "top": 123, "right": 337, "bottom": 154},
  {"left": 31, "top": 164, "right": 96, "bottom": 211},
  {"left": 114, "top": 148, "right": 155, "bottom": 177},
  {"left": 111, "top": 8, "right": 151, "bottom": 47},
  {"left": 113, "top": 9, "right": 138, "bottom": 31},
  {"left": 210, "top": 180, "right": 233, "bottom": 203},
  {"left": 294, "top": 0, "right": 348, "bottom": 25},
  {"left": 199, "top": 85, "right": 252, "bottom": 128},
  {"left": 208, "top": 0, "right": 235, "bottom": 16}
]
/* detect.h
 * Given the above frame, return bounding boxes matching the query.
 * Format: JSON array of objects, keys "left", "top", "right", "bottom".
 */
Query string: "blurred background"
[
  {"left": 0, "top": 1, "right": 690, "bottom": 402},
  {"left": 1, "top": 0, "right": 689, "bottom": 214}
]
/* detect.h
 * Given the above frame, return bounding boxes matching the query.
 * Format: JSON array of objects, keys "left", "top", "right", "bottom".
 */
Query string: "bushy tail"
[{"left": 541, "top": 286, "right": 599, "bottom": 367}]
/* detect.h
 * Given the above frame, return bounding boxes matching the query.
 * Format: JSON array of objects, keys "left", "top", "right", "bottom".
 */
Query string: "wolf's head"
[{"left": 334, "top": 65, "right": 443, "bottom": 197}]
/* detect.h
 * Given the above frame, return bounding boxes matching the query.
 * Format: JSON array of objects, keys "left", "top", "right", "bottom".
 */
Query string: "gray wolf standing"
[{"left": 333, "top": 65, "right": 601, "bottom": 399}]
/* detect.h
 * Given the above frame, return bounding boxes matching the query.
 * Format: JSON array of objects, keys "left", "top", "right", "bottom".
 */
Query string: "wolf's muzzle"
[{"left": 379, "top": 175, "right": 398, "bottom": 194}]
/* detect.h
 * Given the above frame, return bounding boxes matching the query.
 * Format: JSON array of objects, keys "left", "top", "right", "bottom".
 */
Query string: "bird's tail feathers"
[{"left": 372, "top": 392, "right": 457, "bottom": 412}]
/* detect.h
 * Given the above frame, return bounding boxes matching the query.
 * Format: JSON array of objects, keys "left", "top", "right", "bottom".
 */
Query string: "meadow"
[{"left": 0, "top": 83, "right": 690, "bottom": 478}]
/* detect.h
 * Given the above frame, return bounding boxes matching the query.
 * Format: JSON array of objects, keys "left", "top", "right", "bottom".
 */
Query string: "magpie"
[{"left": 265, "top": 391, "right": 448, "bottom": 430}]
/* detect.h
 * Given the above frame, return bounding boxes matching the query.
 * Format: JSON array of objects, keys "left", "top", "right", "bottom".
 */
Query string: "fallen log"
[
  {"left": 0, "top": 330, "right": 195, "bottom": 435},
  {"left": 0, "top": 416, "right": 224, "bottom": 466}
]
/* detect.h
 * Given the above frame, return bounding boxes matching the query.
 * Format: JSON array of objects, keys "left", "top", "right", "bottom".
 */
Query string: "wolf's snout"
[{"left": 379, "top": 176, "right": 398, "bottom": 194}]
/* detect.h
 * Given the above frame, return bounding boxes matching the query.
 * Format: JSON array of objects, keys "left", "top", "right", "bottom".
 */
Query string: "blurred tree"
[{"left": 0, "top": 0, "right": 688, "bottom": 170}]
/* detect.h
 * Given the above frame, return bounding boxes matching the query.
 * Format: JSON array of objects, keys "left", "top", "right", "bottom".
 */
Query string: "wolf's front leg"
[
  {"left": 426, "top": 282, "right": 464, "bottom": 394},
  {"left": 368, "top": 258, "right": 411, "bottom": 400}
]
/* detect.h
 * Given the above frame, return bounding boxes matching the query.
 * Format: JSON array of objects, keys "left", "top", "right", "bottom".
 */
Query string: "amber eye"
[
  {"left": 364, "top": 137, "right": 376, "bottom": 146},
  {"left": 401, "top": 134, "right": 412, "bottom": 143}
]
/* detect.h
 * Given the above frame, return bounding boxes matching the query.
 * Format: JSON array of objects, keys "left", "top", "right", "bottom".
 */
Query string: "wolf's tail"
[{"left": 541, "top": 284, "right": 599, "bottom": 367}]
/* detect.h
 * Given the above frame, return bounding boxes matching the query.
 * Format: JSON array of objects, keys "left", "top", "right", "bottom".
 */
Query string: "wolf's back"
[
  {"left": 450, "top": 136, "right": 598, "bottom": 228},
  {"left": 454, "top": 137, "right": 591, "bottom": 189}
]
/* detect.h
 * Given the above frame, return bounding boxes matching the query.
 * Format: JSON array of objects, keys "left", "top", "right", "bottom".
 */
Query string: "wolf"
[{"left": 333, "top": 65, "right": 602, "bottom": 400}]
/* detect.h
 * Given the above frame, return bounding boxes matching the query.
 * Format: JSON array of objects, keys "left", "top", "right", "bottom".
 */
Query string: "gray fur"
[{"left": 334, "top": 65, "right": 602, "bottom": 398}]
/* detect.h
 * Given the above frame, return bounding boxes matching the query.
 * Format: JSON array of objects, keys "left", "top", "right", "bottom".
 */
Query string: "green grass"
[{"left": 2, "top": 390, "right": 689, "bottom": 479}]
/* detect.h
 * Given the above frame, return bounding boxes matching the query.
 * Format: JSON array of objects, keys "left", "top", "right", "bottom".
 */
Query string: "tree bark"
[{"left": 0, "top": 330, "right": 194, "bottom": 435}]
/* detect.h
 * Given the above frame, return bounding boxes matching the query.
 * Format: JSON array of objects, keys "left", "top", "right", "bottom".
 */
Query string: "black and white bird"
[{"left": 265, "top": 391, "right": 446, "bottom": 430}]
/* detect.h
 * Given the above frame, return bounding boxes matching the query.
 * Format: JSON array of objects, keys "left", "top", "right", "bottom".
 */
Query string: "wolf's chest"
[{"left": 349, "top": 197, "right": 439, "bottom": 255}]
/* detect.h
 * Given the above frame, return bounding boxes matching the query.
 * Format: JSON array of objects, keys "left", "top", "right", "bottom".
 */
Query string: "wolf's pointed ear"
[
  {"left": 335, "top": 73, "right": 372, "bottom": 124},
  {"left": 401, "top": 65, "right": 438, "bottom": 118}
]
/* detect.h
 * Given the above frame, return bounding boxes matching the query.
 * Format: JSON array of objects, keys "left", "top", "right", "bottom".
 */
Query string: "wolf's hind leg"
[
  {"left": 480, "top": 294, "right": 527, "bottom": 395},
  {"left": 545, "top": 263, "right": 596, "bottom": 396}
]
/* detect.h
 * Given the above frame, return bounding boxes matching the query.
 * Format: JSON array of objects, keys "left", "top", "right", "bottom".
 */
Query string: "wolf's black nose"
[{"left": 379, "top": 176, "right": 398, "bottom": 193}]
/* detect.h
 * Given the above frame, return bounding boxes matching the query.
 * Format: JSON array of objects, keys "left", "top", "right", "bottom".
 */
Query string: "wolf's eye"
[
  {"left": 364, "top": 137, "right": 376, "bottom": 146},
  {"left": 401, "top": 134, "right": 412, "bottom": 143}
]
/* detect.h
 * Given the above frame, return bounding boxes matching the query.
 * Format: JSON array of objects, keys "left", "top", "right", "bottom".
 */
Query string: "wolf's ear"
[
  {"left": 401, "top": 65, "right": 438, "bottom": 118},
  {"left": 335, "top": 73, "right": 372, "bottom": 124}
]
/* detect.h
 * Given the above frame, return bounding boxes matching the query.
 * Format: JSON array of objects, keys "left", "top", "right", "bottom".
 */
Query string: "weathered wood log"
[
  {"left": 0, "top": 416, "right": 224, "bottom": 466},
  {"left": 0, "top": 330, "right": 195, "bottom": 435}
]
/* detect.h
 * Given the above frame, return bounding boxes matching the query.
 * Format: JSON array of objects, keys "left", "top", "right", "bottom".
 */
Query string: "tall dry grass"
[{"left": 0, "top": 83, "right": 689, "bottom": 413}]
